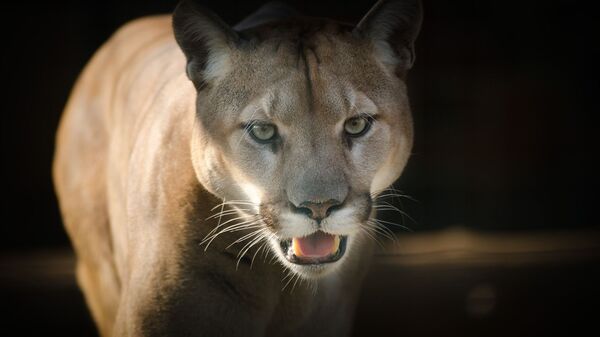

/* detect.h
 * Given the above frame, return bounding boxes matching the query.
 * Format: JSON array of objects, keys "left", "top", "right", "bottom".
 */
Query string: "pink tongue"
[{"left": 294, "top": 232, "right": 336, "bottom": 258}]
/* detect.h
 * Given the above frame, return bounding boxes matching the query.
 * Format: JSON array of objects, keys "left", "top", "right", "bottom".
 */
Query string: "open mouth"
[{"left": 279, "top": 231, "right": 347, "bottom": 265}]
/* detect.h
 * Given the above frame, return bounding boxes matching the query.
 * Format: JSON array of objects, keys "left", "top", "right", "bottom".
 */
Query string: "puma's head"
[{"left": 173, "top": 0, "right": 422, "bottom": 278}]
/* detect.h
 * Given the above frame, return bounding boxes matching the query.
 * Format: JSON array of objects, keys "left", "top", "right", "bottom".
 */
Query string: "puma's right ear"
[
  {"left": 354, "top": 0, "right": 423, "bottom": 75},
  {"left": 172, "top": 0, "right": 238, "bottom": 89}
]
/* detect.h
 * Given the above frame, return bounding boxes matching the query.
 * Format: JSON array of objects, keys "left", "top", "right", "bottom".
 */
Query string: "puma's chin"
[{"left": 272, "top": 231, "right": 350, "bottom": 279}]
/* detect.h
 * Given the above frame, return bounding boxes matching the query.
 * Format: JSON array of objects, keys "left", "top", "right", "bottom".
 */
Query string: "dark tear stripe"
[{"left": 343, "top": 134, "right": 354, "bottom": 151}]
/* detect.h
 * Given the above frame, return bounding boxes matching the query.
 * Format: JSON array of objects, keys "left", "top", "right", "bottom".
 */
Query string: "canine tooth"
[
  {"left": 292, "top": 237, "right": 303, "bottom": 257},
  {"left": 332, "top": 235, "right": 340, "bottom": 254}
]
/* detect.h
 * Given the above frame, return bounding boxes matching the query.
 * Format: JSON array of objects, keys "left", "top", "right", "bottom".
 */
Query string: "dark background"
[{"left": 1, "top": 0, "right": 597, "bottom": 251}]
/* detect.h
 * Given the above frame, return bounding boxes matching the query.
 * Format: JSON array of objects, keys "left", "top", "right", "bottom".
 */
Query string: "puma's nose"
[{"left": 292, "top": 199, "right": 342, "bottom": 223}]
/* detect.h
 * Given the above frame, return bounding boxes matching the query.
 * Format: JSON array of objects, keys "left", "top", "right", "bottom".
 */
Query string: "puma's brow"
[
  {"left": 239, "top": 120, "right": 274, "bottom": 129},
  {"left": 348, "top": 113, "right": 379, "bottom": 120}
]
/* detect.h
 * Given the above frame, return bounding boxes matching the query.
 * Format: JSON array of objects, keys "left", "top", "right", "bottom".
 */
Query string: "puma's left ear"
[
  {"left": 172, "top": 0, "right": 239, "bottom": 89},
  {"left": 354, "top": 0, "right": 423, "bottom": 74}
]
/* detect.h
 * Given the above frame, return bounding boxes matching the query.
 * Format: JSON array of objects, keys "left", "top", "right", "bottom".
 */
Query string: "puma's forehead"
[
  {"left": 203, "top": 20, "right": 403, "bottom": 128},
  {"left": 231, "top": 21, "right": 396, "bottom": 90}
]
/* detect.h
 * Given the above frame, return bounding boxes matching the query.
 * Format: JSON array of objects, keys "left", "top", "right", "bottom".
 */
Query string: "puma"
[{"left": 52, "top": 0, "right": 422, "bottom": 336}]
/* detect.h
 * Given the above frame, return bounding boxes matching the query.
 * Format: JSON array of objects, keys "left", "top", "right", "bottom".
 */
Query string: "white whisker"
[
  {"left": 250, "top": 241, "right": 269, "bottom": 269},
  {"left": 290, "top": 272, "right": 302, "bottom": 293},
  {"left": 372, "top": 218, "right": 413, "bottom": 232},
  {"left": 203, "top": 220, "right": 262, "bottom": 247},
  {"left": 236, "top": 230, "right": 269, "bottom": 269},
  {"left": 360, "top": 225, "right": 385, "bottom": 248},
  {"left": 210, "top": 200, "right": 257, "bottom": 212},
  {"left": 226, "top": 226, "right": 265, "bottom": 249},
  {"left": 282, "top": 270, "right": 295, "bottom": 291},
  {"left": 366, "top": 220, "right": 397, "bottom": 242},
  {"left": 203, "top": 214, "right": 259, "bottom": 242},
  {"left": 205, "top": 208, "right": 251, "bottom": 220},
  {"left": 201, "top": 216, "right": 261, "bottom": 251}
]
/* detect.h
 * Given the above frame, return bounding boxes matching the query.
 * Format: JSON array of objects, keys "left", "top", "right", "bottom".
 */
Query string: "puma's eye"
[
  {"left": 344, "top": 117, "right": 370, "bottom": 137},
  {"left": 249, "top": 123, "right": 277, "bottom": 142}
]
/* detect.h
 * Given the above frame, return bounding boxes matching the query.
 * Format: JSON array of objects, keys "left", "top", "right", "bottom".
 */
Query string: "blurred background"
[{"left": 1, "top": 0, "right": 598, "bottom": 336}]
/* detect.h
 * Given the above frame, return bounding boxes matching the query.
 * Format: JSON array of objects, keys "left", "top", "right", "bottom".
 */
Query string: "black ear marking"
[
  {"left": 354, "top": 0, "right": 423, "bottom": 72},
  {"left": 172, "top": 0, "right": 239, "bottom": 89}
]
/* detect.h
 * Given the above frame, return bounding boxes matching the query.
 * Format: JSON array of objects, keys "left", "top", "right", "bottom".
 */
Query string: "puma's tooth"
[
  {"left": 332, "top": 235, "right": 340, "bottom": 254},
  {"left": 292, "top": 237, "right": 302, "bottom": 257}
]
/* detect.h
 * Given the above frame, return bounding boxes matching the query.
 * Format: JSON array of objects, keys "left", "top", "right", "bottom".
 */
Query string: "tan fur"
[{"left": 53, "top": 1, "right": 420, "bottom": 335}]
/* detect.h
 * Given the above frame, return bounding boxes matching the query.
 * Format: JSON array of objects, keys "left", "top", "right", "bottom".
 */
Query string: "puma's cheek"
[{"left": 239, "top": 182, "right": 262, "bottom": 212}]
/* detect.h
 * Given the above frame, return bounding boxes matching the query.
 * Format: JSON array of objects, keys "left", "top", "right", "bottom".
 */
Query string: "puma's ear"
[
  {"left": 354, "top": 0, "right": 423, "bottom": 74},
  {"left": 172, "top": 0, "right": 239, "bottom": 89}
]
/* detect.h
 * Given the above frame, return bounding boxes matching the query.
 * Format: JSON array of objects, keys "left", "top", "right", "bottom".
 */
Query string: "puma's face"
[{"left": 174, "top": 0, "right": 421, "bottom": 278}]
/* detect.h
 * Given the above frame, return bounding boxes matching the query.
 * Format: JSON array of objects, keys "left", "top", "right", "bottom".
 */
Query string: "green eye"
[
  {"left": 344, "top": 116, "right": 370, "bottom": 136},
  {"left": 249, "top": 123, "right": 277, "bottom": 142}
]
